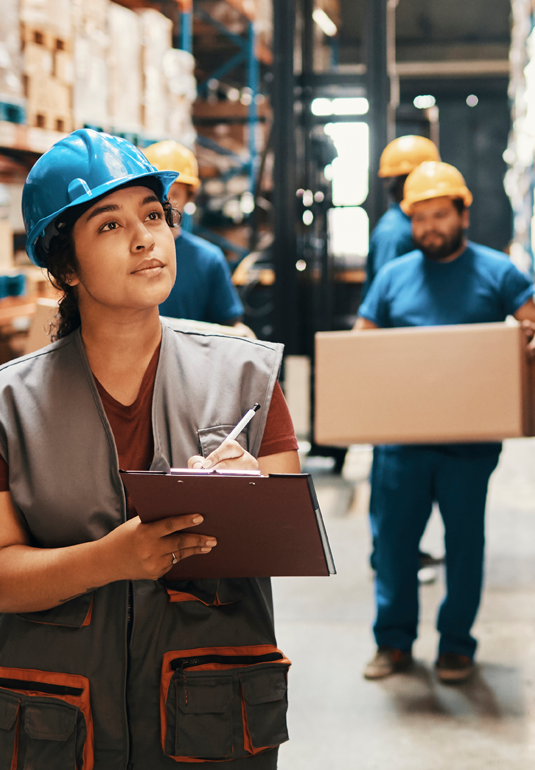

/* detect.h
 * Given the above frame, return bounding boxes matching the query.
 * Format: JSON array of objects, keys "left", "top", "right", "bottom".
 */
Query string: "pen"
[{"left": 226, "top": 403, "right": 261, "bottom": 442}]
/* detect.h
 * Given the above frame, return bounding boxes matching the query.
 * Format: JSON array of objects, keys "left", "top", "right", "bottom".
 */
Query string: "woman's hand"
[
  {"left": 188, "top": 438, "right": 259, "bottom": 472},
  {"left": 102, "top": 514, "right": 217, "bottom": 581}
]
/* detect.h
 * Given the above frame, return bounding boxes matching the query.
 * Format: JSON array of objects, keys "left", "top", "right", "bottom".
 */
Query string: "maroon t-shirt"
[{"left": 0, "top": 348, "right": 298, "bottom": 516}]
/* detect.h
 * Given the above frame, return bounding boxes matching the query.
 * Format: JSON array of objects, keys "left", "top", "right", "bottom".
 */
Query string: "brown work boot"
[
  {"left": 363, "top": 647, "right": 413, "bottom": 680},
  {"left": 435, "top": 653, "right": 474, "bottom": 683}
]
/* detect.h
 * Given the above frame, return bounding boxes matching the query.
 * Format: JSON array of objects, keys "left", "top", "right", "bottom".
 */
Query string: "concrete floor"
[{"left": 274, "top": 440, "right": 535, "bottom": 769}]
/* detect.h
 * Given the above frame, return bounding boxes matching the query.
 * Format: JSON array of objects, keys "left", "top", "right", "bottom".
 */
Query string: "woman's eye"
[
  {"left": 147, "top": 210, "right": 163, "bottom": 221},
  {"left": 100, "top": 221, "right": 119, "bottom": 232}
]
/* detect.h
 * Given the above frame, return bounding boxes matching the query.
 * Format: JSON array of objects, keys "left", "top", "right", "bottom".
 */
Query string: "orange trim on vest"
[
  {"left": 160, "top": 645, "right": 290, "bottom": 763},
  {"left": 165, "top": 582, "right": 233, "bottom": 607},
  {"left": 0, "top": 666, "right": 94, "bottom": 770},
  {"left": 82, "top": 596, "right": 93, "bottom": 626}
]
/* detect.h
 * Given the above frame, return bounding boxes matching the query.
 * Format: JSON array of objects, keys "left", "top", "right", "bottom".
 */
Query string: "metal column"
[
  {"left": 366, "top": 0, "right": 390, "bottom": 231},
  {"left": 272, "top": 0, "right": 299, "bottom": 352}
]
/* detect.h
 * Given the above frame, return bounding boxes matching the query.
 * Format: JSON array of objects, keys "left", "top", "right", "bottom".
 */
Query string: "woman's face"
[{"left": 70, "top": 185, "right": 176, "bottom": 313}]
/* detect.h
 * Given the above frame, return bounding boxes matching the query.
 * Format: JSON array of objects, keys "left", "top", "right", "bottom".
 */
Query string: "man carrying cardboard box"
[{"left": 356, "top": 161, "right": 535, "bottom": 683}]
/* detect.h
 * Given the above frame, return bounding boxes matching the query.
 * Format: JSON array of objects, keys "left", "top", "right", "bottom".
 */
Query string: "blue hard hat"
[{"left": 22, "top": 129, "right": 179, "bottom": 266}]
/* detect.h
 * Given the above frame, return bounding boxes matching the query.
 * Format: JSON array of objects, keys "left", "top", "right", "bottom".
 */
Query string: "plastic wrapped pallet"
[
  {"left": 138, "top": 8, "right": 172, "bottom": 137},
  {"left": 0, "top": 0, "right": 26, "bottom": 121},
  {"left": 71, "top": 0, "right": 110, "bottom": 129},
  {"left": 162, "top": 48, "right": 197, "bottom": 147},
  {"left": 108, "top": 2, "right": 142, "bottom": 134}
]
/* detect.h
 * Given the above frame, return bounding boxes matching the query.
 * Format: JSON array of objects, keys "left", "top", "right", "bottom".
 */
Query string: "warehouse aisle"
[{"left": 274, "top": 440, "right": 535, "bottom": 769}]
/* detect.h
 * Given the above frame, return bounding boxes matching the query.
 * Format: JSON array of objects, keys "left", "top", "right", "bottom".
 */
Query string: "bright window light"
[
  {"left": 325, "top": 122, "right": 369, "bottom": 206},
  {"left": 312, "top": 8, "right": 337, "bottom": 37},
  {"left": 332, "top": 97, "right": 369, "bottom": 115},
  {"left": 413, "top": 94, "right": 436, "bottom": 110},
  {"left": 328, "top": 207, "right": 369, "bottom": 258},
  {"left": 311, "top": 98, "right": 333, "bottom": 116},
  {"left": 466, "top": 94, "right": 479, "bottom": 107}
]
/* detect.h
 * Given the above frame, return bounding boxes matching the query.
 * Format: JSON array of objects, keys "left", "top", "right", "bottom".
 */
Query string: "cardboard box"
[
  {"left": 315, "top": 323, "right": 535, "bottom": 446},
  {"left": 25, "top": 297, "right": 58, "bottom": 354}
]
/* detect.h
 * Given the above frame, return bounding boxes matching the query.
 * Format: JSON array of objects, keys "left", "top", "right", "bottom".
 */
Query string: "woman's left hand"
[{"left": 188, "top": 439, "right": 259, "bottom": 471}]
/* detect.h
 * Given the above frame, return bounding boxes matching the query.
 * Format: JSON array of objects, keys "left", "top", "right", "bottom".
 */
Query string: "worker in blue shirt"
[
  {"left": 143, "top": 141, "right": 251, "bottom": 334},
  {"left": 356, "top": 161, "right": 535, "bottom": 683},
  {"left": 363, "top": 135, "right": 441, "bottom": 298}
]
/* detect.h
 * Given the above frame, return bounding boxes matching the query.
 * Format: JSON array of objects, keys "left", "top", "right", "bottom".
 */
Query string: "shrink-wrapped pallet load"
[
  {"left": 108, "top": 2, "right": 142, "bottom": 134},
  {"left": 71, "top": 0, "right": 109, "bottom": 129},
  {"left": 162, "top": 48, "right": 197, "bottom": 147},
  {"left": 0, "top": 0, "right": 26, "bottom": 122},
  {"left": 138, "top": 8, "right": 173, "bottom": 138}
]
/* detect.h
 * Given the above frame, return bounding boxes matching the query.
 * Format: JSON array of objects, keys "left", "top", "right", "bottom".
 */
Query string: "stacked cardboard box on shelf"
[
  {"left": 20, "top": 0, "right": 73, "bottom": 132},
  {"left": 108, "top": 2, "right": 142, "bottom": 135},
  {"left": 0, "top": 0, "right": 26, "bottom": 121},
  {"left": 71, "top": 0, "right": 109, "bottom": 130}
]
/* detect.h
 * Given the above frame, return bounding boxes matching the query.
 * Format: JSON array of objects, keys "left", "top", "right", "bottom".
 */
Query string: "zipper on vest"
[
  {"left": 125, "top": 580, "right": 134, "bottom": 769},
  {"left": 0, "top": 678, "right": 83, "bottom": 697},
  {"left": 170, "top": 652, "right": 284, "bottom": 671}
]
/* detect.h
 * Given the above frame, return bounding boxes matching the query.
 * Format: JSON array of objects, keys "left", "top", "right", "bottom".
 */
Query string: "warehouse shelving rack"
[{"left": 175, "top": 0, "right": 269, "bottom": 259}]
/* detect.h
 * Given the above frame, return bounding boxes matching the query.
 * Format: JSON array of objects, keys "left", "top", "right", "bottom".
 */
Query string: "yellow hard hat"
[
  {"left": 401, "top": 161, "right": 473, "bottom": 215},
  {"left": 143, "top": 140, "right": 200, "bottom": 189},
  {"left": 379, "top": 135, "right": 441, "bottom": 178}
]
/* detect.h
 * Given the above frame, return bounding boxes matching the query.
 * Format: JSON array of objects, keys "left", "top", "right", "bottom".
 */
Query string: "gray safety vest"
[{"left": 0, "top": 320, "right": 289, "bottom": 769}]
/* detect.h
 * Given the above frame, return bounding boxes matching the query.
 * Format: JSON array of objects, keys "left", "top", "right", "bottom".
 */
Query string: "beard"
[{"left": 414, "top": 226, "right": 464, "bottom": 262}]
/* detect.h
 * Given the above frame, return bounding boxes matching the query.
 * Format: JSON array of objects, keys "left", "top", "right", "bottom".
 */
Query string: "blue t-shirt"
[
  {"left": 359, "top": 241, "right": 533, "bottom": 329},
  {"left": 359, "top": 242, "right": 534, "bottom": 456},
  {"left": 363, "top": 203, "right": 414, "bottom": 298},
  {"left": 159, "top": 230, "right": 244, "bottom": 324}
]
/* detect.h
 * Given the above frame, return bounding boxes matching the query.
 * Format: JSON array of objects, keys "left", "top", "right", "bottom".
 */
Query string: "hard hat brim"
[
  {"left": 171, "top": 174, "right": 201, "bottom": 189},
  {"left": 27, "top": 169, "right": 179, "bottom": 266},
  {"left": 401, "top": 188, "right": 473, "bottom": 215}
]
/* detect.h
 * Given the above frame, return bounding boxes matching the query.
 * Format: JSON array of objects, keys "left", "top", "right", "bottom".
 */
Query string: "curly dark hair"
[{"left": 41, "top": 198, "right": 180, "bottom": 341}]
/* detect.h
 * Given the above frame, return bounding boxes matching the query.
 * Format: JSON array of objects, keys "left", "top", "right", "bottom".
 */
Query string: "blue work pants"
[{"left": 370, "top": 445, "right": 500, "bottom": 658}]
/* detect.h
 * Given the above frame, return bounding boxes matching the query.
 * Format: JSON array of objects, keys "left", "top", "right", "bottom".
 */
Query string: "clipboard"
[{"left": 119, "top": 469, "right": 336, "bottom": 579}]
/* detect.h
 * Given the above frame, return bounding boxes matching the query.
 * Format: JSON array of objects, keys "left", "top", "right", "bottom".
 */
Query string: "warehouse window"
[{"left": 324, "top": 121, "right": 369, "bottom": 259}]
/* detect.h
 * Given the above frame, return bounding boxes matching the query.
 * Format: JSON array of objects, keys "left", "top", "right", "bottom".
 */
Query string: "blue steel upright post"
[
  {"left": 179, "top": 10, "right": 193, "bottom": 53},
  {"left": 247, "top": 20, "right": 259, "bottom": 194}
]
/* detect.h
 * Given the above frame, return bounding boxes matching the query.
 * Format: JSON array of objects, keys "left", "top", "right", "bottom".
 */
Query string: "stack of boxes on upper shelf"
[
  {"left": 21, "top": 0, "right": 73, "bottom": 132},
  {"left": 1, "top": 0, "right": 197, "bottom": 145},
  {"left": 0, "top": 0, "right": 26, "bottom": 123}
]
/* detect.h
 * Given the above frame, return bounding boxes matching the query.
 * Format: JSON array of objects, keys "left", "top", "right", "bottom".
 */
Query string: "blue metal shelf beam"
[{"left": 178, "top": 1, "right": 259, "bottom": 195}]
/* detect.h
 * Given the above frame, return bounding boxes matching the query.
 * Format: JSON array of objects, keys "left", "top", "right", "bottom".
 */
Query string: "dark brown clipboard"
[{"left": 119, "top": 470, "right": 336, "bottom": 579}]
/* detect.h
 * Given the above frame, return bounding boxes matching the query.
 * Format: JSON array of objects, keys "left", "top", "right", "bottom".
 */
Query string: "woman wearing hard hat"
[{"left": 0, "top": 129, "right": 299, "bottom": 768}]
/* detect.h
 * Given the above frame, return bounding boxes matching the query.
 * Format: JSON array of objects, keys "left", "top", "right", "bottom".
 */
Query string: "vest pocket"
[
  {"left": 161, "top": 645, "right": 290, "bottom": 762},
  {"left": 0, "top": 692, "right": 20, "bottom": 768},
  {"left": 23, "top": 699, "right": 77, "bottom": 770},
  {"left": 0, "top": 667, "right": 93, "bottom": 770},
  {"left": 197, "top": 425, "right": 248, "bottom": 457},
  {"left": 171, "top": 676, "right": 233, "bottom": 759},
  {"left": 16, "top": 592, "right": 94, "bottom": 628},
  {"left": 240, "top": 668, "right": 289, "bottom": 752}
]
